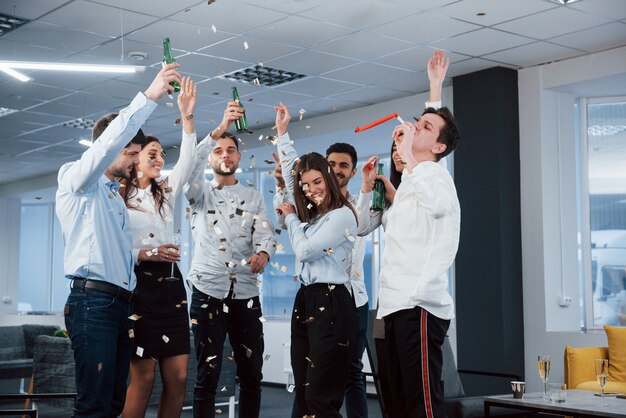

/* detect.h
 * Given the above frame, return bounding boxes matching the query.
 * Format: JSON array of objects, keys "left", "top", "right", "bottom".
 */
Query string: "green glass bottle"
[
  {"left": 371, "top": 163, "right": 386, "bottom": 211},
  {"left": 162, "top": 37, "right": 180, "bottom": 93},
  {"left": 231, "top": 87, "right": 249, "bottom": 133}
]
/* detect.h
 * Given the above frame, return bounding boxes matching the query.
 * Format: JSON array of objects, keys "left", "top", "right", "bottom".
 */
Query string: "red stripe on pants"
[{"left": 420, "top": 309, "right": 434, "bottom": 418}]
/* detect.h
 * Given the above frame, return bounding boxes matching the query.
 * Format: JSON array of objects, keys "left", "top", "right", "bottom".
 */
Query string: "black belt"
[{"left": 71, "top": 278, "right": 134, "bottom": 302}]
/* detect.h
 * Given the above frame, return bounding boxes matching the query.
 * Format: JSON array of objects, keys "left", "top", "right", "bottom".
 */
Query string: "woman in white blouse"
[
  {"left": 273, "top": 103, "right": 358, "bottom": 418},
  {"left": 120, "top": 76, "right": 197, "bottom": 418}
]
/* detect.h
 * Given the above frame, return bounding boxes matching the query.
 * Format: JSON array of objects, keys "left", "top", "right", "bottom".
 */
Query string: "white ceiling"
[{"left": 0, "top": 0, "right": 625, "bottom": 185}]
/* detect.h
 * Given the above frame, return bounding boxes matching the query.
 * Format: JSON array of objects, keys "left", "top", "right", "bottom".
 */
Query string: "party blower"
[{"left": 354, "top": 112, "right": 405, "bottom": 133}]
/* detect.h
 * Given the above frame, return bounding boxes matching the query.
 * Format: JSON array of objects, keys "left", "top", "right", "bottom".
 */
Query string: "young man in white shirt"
[
  {"left": 185, "top": 103, "right": 276, "bottom": 418},
  {"left": 56, "top": 64, "right": 181, "bottom": 418},
  {"left": 380, "top": 106, "right": 460, "bottom": 418}
]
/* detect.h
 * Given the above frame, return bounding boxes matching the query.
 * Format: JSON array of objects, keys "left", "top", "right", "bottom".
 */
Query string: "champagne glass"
[
  {"left": 538, "top": 355, "right": 551, "bottom": 399},
  {"left": 165, "top": 232, "right": 181, "bottom": 281},
  {"left": 595, "top": 358, "right": 609, "bottom": 406}
]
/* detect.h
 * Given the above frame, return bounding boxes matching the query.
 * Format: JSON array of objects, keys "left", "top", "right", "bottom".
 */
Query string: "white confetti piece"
[
  {"left": 129, "top": 314, "right": 142, "bottom": 321},
  {"left": 211, "top": 24, "right": 217, "bottom": 33},
  {"left": 223, "top": 304, "right": 229, "bottom": 313},
  {"left": 241, "top": 258, "right": 248, "bottom": 266},
  {"left": 247, "top": 299, "right": 254, "bottom": 309},
  {"left": 166, "top": 102, "right": 174, "bottom": 108},
  {"left": 136, "top": 347, "right": 144, "bottom": 357},
  {"left": 137, "top": 171, "right": 144, "bottom": 179},
  {"left": 259, "top": 316, "right": 266, "bottom": 323},
  {"left": 281, "top": 265, "right": 287, "bottom": 273},
  {"left": 201, "top": 304, "right": 209, "bottom": 309},
  {"left": 206, "top": 355, "right": 217, "bottom": 363},
  {"left": 162, "top": 335, "right": 170, "bottom": 343},
  {"left": 128, "top": 329, "right": 135, "bottom": 338},
  {"left": 243, "top": 41, "right": 249, "bottom": 49}
]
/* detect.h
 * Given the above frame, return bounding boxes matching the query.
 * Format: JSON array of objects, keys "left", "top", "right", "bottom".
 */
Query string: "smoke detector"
[{"left": 128, "top": 51, "right": 148, "bottom": 61}]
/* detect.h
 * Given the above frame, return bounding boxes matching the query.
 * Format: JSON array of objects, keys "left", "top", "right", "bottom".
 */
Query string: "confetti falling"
[
  {"left": 244, "top": 41, "right": 249, "bottom": 50},
  {"left": 211, "top": 24, "right": 217, "bottom": 33}
]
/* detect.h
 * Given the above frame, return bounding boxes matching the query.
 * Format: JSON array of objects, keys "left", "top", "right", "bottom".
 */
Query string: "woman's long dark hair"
[
  {"left": 389, "top": 141, "right": 402, "bottom": 192},
  {"left": 292, "top": 152, "right": 357, "bottom": 224},
  {"left": 121, "top": 135, "right": 170, "bottom": 219}
]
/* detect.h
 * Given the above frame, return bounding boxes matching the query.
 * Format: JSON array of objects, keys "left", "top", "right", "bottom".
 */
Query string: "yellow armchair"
[{"left": 564, "top": 345, "right": 626, "bottom": 393}]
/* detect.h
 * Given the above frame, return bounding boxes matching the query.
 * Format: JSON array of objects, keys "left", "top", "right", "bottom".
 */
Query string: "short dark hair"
[
  {"left": 218, "top": 131, "right": 239, "bottom": 151},
  {"left": 92, "top": 112, "right": 146, "bottom": 147},
  {"left": 421, "top": 106, "right": 460, "bottom": 161},
  {"left": 326, "top": 143, "right": 357, "bottom": 169}
]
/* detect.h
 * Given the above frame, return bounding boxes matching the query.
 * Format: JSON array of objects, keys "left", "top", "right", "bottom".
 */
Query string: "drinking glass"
[
  {"left": 537, "top": 354, "right": 551, "bottom": 399},
  {"left": 595, "top": 358, "right": 609, "bottom": 406},
  {"left": 165, "top": 232, "right": 181, "bottom": 281}
]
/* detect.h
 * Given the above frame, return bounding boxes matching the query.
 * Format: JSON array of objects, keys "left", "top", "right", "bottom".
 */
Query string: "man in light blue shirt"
[{"left": 55, "top": 64, "right": 181, "bottom": 418}]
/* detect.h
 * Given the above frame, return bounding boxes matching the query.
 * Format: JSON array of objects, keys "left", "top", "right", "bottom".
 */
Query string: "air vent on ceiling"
[
  {"left": 0, "top": 13, "right": 29, "bottom": 37},
  {"left": 62, "top": 118, "right": 96, "bottom": 129},
  {"left": 221, "top": 64, "right": 307, "bottom": 87}
]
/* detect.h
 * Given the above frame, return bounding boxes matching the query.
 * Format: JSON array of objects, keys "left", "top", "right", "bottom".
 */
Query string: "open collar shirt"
[{"left": 55, "top": 92, "right": 157, "bottom": 290}]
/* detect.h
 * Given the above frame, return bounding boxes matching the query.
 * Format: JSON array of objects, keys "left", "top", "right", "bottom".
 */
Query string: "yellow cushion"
[
  {"left": 564, "top": 345, "right": 608, "bottom": 389},
  {"left": 605, "top": 325, "right": 626, "bottom": 382},
  {"left": 576, "top": 380, "right": 626, "bottom": 393}
]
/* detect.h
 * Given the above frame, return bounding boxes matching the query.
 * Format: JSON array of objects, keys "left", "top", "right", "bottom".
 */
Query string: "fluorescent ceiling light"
[
  {"left": 0, "top": 107, "right": 19, "bottom": 117},
  {"left": 0, "top": 61, "right": 145, "bottom": 74},
  {"left": 79, "top": 139, "right": 93, "bottom": 147},
  {"left": 0, "top": 65, "right": 31, "bottom": 82}
]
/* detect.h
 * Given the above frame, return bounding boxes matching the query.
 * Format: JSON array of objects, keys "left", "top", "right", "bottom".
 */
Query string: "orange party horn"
[{"left": 355, "top": 112, "right": 403, "bottom": 133}]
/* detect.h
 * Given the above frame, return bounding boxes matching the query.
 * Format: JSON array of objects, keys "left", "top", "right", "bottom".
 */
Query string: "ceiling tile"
[
  {"left": 372, "top": 71, "right": 431, "bottom": 95},
  {"left": 26, "top": 71, "right": 109, "bottom": 91},
  {"left": 265, "top": 50, "right": 359, "bottom": 77},
  {"left": 329, "top": 86, "right": 411, "bottom": 105},
  {"left": 494, "top": 7, "right": 610, "bottom": 40},
  {"left": 431, "top": 28, "right": 534, "bottom": 56},
  {"left": 246, "top": 16, "right": 355, "bottom": 48},
  {"left": 196, "top": 37, "right": 301, "bottom": 66},
  {"left": 1, "top": 82, "right": 73, "bottom": 102},
  {"left": 126, "top": 20, "right": 233, "bottom": 53},
  {"left": 0, "top": 39, "right": 72, "bottom": 62},
  {"left": 438, "top": 0, "right": 557, "bottom": 26},
  {"left": 273, "top": 76, "right": 361, "bottom": 97},
  {"left": 323, "top": 62, "right": 414, "bottom": 86},
  {"left": 567, "top": 0, "right": 626, "bottom": 21},
  {"left": 89, "top": 0, "right": 199, "bottom": 19},
  {"left": 483, "top": 41, "right": 582, "bottom": 68},
  {"left": 239, "top": 0, "right": 333, "bottom": 14},
  {"left": 40, "top": 0, "right": 159, "bottom": 38},
  {"left": 0, "top": 0, "right": 68, "bottom": 20},
  {"left": 0, "top": 95, "right": 43, "bottom": 111},
  {"left": 73, "top": 39, "right": 169, "bottom": 66},
  {"left": 374, "top": 46, "right": 471, "bottom": 72},
  {"left": 3, "top": 21, "right": 113, "bottom": 54},
  {"left": 370, "top": 12, "right": 480, "bottom": 44},
  {"left": 549, "top": 22, "right": 626, "bottom": 53},
  {"left": 168, "top": 1, "right": 288, "bottom": 33},
  {"left": 176, "top": 52, "right": 250, "bottom": 78},
  {"left": 300, "top": 0, "right": 409, "bottom": 30},
  {"left": 313, "top": 31, "right": 413, "bottom": 61}
]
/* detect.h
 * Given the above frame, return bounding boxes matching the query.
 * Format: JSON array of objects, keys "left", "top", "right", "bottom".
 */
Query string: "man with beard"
[
  {"left": 273, "top": 142, "right": 369, "bottom": 418},
  {"left": 55, "top": 64, "right": 181, "bottom": 417},
  {"left": 185, "top": 101, "right": 276, "bottom": 418}
]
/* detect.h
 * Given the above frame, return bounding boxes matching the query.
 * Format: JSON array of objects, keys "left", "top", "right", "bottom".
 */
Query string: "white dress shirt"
[
  {"left": 378, "top": 162, "right": 460, "bottom": 320},
  {"left": 185, "top": 134, "right": 276, "bottom": 300},
  {"left": 127, "top": 131, "right": 196, "bottom": 261},
  {"left": 56, "top": 92, "right": 157, "bottom": 290}
]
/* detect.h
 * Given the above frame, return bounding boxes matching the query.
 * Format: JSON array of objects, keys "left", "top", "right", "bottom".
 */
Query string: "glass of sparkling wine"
[
  {"left": 165, "top": 232, "right": 181, "bottom": 281},
  {"left": 538, "top": 355, "right": 551, "bottom": 399},
  {"left": 595, "top": 359, "right": 609, "bottom": 406}
]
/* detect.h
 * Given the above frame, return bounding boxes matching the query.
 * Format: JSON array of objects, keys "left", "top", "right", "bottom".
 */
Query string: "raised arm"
[
  {"left": 59, "top": 64, "right": 181, "bottom": 192},
  {"left": 167, "top": 76, "right": 198, "bottom": 193},
  {"left": 285, "top": 206, "right": 356, "bottom": 263},
  {"left": 273, "top": 103, "right": 298, "bottom": 205},
  {"left": 427, "top": 49, "right": 449, "bottom": 105},
  {"left": 184, "top": 100, "right": 242, "bottom": 204}
]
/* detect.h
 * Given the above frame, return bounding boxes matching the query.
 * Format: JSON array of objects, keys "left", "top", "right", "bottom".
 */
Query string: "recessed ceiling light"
[
  {"left": 128, "top": 51, "right": 148, "bottom": 61},
  {"left": 544, "top": 0, "right": 583, "bottom": 4},
  {"left": 0, "top": 13, "right": 29, "bottom": 37}
]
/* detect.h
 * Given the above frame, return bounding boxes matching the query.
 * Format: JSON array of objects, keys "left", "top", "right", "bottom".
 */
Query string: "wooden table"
[{"left": 484, "top": 390, "right": 626, "bottom": 417}]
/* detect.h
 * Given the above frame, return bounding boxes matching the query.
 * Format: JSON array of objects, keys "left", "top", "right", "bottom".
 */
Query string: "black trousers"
[
  {"left": 291, "top": 283, "right": 357, "bottom": 418},
  {"left": 190, "top": 286, "right": 264, "bottom": 418},
  {"left": 384, "top": 307, "right": 450, "bottom": 418}
]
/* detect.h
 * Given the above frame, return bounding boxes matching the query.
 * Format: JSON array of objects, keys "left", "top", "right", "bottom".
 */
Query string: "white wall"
[{"left": 518, "top": 46, "right": 626, "bottom": 391}]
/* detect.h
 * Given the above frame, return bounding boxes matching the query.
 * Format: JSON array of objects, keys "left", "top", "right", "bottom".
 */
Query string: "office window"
[{"left": 581, "top": 98, "right": 626, "bottom": 328}]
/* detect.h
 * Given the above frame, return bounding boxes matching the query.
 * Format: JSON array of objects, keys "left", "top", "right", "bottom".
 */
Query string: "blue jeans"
[
  {"left": 344, "top": 303, "right": 369, "bottom": 418},
  {"left": 64, "top": 287, "right": 133, "bottom": 418}
]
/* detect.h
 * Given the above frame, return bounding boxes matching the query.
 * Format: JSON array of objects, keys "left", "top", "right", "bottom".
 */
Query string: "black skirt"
[{"left": 131, "top": 262, "right": 190, "bottom": 359}]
